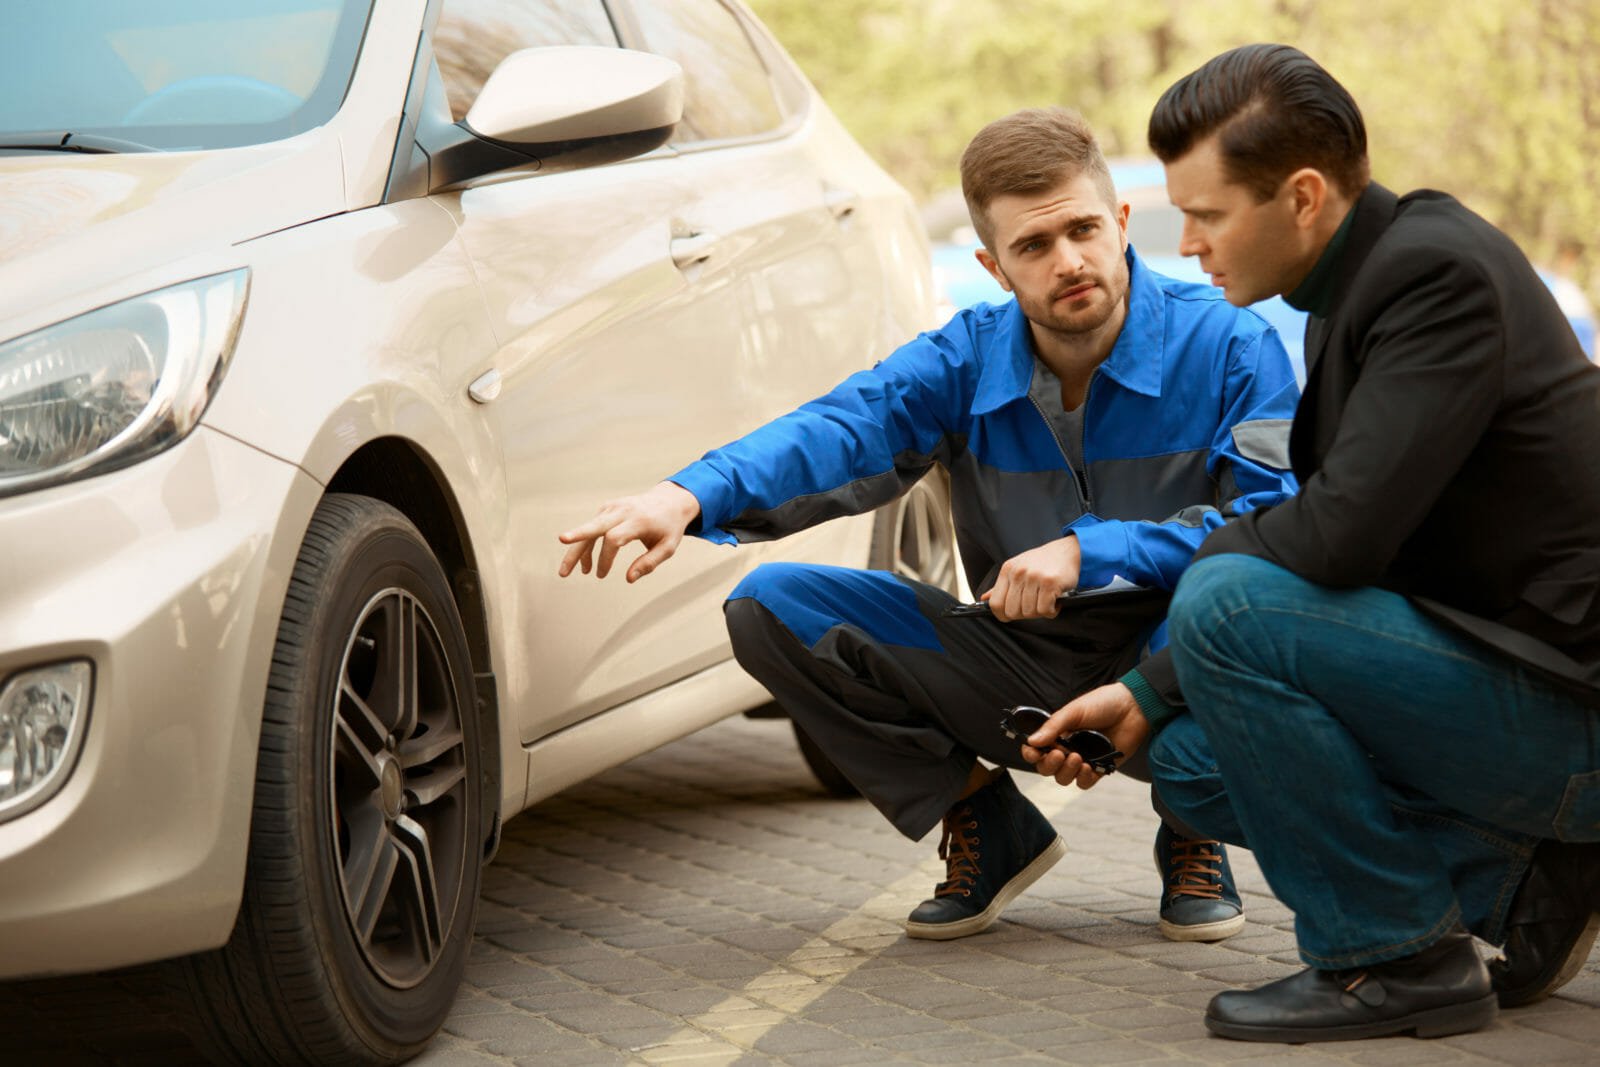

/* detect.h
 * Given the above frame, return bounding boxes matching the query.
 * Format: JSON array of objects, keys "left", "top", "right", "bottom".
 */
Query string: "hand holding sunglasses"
[{"left": 998, "top": 704, "right": 1123, "bottom": 776}]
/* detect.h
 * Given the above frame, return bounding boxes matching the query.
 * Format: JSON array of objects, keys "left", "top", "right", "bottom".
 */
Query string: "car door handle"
[
  {"left": 824, "top": 186, "right": 859, "bottom": 221},
  {"left": 670, "top": 231, "right": 720, "bottom": 269}
]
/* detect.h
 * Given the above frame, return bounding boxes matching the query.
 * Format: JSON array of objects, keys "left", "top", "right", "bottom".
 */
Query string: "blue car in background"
[{"left": 925, "top": 159, "right": 1597, "bottom": 379}]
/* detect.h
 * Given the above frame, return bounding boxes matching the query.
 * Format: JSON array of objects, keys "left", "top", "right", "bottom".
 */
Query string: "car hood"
[{"left": 0, "top": 132, "right": 345, "bottom": 335}]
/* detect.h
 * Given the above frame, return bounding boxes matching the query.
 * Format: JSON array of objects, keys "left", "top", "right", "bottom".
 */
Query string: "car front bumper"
[{"left": 0, "top": 426, "right": 321, "bottom": 979}]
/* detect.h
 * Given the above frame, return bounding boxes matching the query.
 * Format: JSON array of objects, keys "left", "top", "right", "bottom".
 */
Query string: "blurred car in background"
[
  {"left": 0, "top": 0, "right": 946, "bottom": 1062},
  {"left": 1541, "top": 266, "right": 1597, "bottom": 360},
  {"left": 925, "top": 158, "right": 1598, "bottom": 376}
]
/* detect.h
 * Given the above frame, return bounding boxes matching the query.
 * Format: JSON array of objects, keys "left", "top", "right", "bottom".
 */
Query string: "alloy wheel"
[{"left": 330, "top": 587, "right": 470, "bottom": 989}]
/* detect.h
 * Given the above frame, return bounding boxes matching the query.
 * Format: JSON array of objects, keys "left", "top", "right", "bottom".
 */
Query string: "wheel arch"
[{"left": 323, "top": 436, "right": 503, "bottom": 859}]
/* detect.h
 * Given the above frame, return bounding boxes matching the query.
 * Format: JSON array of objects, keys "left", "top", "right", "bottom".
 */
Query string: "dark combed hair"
[
  {"left": 1147, "top": 43, "right": 1370, "bottom": 201},
  {"left": 960, "top": 107, "right": 1116, "bottom": 249}
]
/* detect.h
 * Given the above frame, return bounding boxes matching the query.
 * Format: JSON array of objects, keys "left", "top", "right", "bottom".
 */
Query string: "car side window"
[
  {"left": 434, "top": 0, "right": 619, "bottom": 122},
  {"left": 627, "top": 0, "right": 783, "bottom": 144}
]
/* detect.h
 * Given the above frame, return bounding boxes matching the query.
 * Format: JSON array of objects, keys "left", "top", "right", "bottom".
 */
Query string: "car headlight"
[{"left": 0, "top": 269, "right": 250, "bottom": 498}]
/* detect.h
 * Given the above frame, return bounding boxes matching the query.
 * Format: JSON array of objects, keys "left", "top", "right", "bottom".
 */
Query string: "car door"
[
  {"left": 430, "top": 0, "right": 847, "bottom": 743},
  {"left": 613, "top": 0, "right": 927, "bottom": 567}
]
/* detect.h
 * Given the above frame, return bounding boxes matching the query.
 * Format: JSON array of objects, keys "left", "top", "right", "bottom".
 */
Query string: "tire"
[
  {"left": 169, "top": 494, "right": 483, "bottom": 1066},
  {"left": 791, "top": 469, "right": 964, "bottom": 797}
]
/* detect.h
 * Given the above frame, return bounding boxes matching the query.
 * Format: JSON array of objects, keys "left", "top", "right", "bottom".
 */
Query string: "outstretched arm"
[{"left": 557, "top": 480, "right": 702, "bottom": 583}]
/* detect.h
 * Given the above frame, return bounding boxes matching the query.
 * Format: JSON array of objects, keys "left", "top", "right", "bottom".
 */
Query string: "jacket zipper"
[
  {"left": 1078, "top": 375, "right": 1095, "bottom": 511},
  {"left": 1028, "top": 387, "right": 1093, "bottom": 514}
]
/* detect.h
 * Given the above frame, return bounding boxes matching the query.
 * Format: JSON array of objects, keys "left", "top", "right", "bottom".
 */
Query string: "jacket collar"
[
  {"left": 1325, "top": 181, "right": 1399, "bottom": 310},
  {"left": 972, "top": 247, "right": 1164, "bottom": 414},
  {"left": 1302, "top": 182, "right": 1400, "bottom": 373}
]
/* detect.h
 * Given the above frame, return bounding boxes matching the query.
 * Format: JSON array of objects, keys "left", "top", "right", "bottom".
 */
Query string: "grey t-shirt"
[{"left": 1028, "top": 358, "right": 1088, "bottom": 488}]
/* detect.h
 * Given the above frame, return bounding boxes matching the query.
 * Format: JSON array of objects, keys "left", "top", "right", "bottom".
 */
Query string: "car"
[
  {"left": 1540, "top": 267, "right": 1597, "bottom": 360},
  {"left": 0, "top": 1, "right": 951, "bottom": 1062},
  {"left": 926, "top": 158, "right": 1599, "bottom": 378}
]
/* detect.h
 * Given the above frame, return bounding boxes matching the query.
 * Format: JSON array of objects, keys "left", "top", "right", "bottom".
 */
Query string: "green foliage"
[{"left": 750, "top": 0, "right": 1600, "bottom": 300}]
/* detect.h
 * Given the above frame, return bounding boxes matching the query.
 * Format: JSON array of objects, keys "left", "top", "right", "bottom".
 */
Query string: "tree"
[{"left": 751, "top": 0, "right": 1599, "bottom": 302}]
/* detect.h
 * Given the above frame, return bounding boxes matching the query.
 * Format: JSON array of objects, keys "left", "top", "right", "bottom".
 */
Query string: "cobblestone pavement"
[
  {"left": 418, "top": 713, "right": 1600, "bottom": 1066},
  {"left": 6, "top": 712, "right": 1599, "bottom": 1065}
]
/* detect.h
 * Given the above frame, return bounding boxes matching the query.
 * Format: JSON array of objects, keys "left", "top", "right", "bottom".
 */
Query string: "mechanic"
[
  {"left": 1025, "top": 44, "right": 1600, "bottom": 1042},
  {"left": 558, "top": 107, "right": 1300, "bottom": 944}
]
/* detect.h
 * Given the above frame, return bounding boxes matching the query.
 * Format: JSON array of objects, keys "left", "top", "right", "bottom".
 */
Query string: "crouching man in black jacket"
[{"left": 1022, "top": 43, "right": 1600, "bottom": 1043}]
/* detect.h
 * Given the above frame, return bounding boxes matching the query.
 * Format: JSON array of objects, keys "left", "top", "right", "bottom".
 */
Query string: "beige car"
[{"left": 0, "top": 0, "right": 952, "bottom": 1061}]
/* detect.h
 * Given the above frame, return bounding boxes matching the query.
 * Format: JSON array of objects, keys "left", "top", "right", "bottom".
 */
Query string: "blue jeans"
[{"left": 1152, "top": 554, "right": 1600, "bottom": 969}]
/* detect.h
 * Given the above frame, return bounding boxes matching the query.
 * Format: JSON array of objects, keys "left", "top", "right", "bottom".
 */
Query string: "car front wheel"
[{"left": 169, "top": 494, "right": 482, "bottom": 1065}]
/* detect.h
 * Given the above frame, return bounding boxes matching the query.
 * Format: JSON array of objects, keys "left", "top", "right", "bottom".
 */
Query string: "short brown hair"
[
  {"left": 1147, "top": 44, "right": 1370, "bottom": 201},
  {"left": 960, "top": 108, "right": 1117, "bottom": 250}
]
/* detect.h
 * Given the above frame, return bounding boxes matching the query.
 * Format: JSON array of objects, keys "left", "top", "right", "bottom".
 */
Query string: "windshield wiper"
[{"left": 0, "top": 131, "right": 157, "bottom": 154}]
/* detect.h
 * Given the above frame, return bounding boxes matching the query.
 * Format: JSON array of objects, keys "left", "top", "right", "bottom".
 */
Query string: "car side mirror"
[
  {"left": 419, "top": 46, "right": 685, "bottom": 191},
  {"left": 465, "top": 46, "right": 682, "bottom": 147}
]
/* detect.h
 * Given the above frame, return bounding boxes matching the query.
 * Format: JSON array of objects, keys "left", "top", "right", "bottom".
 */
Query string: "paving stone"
[
  {"left": 633, "top": 1041, "right": 752, "bottom": 1065},
  {"left": 1343, "top": 1039, "right": 1485, "bottom": 1064},
  {"left": 1156, "top": 1036, "right": 1306, "bottom": 1062},
  {"left": 870, "top": 978, "right": 997, "bottom": 1010},
  {"left": 555, "top": 956, "right": 684, "bottom": 991},
  {"left": 1436, "top": 1024, "right": 1598, "bottom": 1062},
  {"left": 541, "top": 1001, "right": 679, "bottom": 1034},
  {"left": 1034, "top": 990, "right": 1161, "bottom": 1015},
  {"left": 749, "top": 1020, "right": 867, "bottom": 1055},
  {"left": 1006, "top": 1028, "right": 1145, "bottom": 1059},
  {"left": 409, "top": 1048, "right": 519, "bottom": 1066},
  {"left": 1080, "top": 1003, "right": 1195, "bottom": 1031},
  {"left": 779, "top": 1048, "right": 902, "bottom": 1066},
  {"left": 921, "top": 990, "right": 1029, "bottom": 1021},
  {"left": 959, "top": 1008, "right": 1102, "bottom": 1036},
  {"left": 633, "top": 989, "right": 761, "bottom": 1015},
  {"left": 1195, "top": 961, "right": 1303, "bottom": 985},
  {"left": 442, "top": 1013, "right": 603, "bottom": 1056},
  {"left": 822, "top": 1011, "right": 951, "bottom": 1040}
]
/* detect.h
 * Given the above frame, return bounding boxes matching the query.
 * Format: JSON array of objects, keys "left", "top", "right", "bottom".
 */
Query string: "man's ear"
[
  {"left": 1286, "top": 168, "right": 1328, "bottom": 231},
  {"left": 1116, "top": 200, "right": 1131, "bottom": 250},
  {"left": 975, "top": 247, "right": 1013, "bottom": 293}
]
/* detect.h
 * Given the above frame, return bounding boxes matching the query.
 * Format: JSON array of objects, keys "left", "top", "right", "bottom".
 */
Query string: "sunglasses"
[{"left": 998, "top": 705, "right": 1123, "bottom": 776}]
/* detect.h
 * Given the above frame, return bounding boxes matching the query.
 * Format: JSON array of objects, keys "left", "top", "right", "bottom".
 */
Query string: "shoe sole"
[
  {"left": 1498, "top": 910, "right": 1600, "bottom": 1008},
  {"left": 1205, "top": 991, "right": 1499, "bottom": 1043},
  {"left": 904, "top": 835, "right": 1066, "bottom": 940},
  {"left": 1161, "top": 910, "right": 1246, "bottom": 943}
]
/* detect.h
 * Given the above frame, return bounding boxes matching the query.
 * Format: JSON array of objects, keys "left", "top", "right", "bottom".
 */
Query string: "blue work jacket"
[{"left": 672, "top": 249, "right": 1300, "bottom": 604}]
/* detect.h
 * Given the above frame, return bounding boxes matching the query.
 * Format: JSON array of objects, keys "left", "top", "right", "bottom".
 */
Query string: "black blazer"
[{"left": 1195, "top": 182, "right": 1600, "bottom": 698}]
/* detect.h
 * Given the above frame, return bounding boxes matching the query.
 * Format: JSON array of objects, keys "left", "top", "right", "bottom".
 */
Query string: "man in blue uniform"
[{"left": 559, "top": 108, "right": 1299, "bottom": 943}]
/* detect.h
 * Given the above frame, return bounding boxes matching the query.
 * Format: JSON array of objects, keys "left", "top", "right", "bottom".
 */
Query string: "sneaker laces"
[
  {"left": 934, "top": 805, "right": 981, "bottom": 898},
  {"left": 1166, "top": 835, "right": 1225, "bottom": 901}
]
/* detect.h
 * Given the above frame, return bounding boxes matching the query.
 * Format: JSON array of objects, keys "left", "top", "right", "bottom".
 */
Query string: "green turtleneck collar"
[{"left": 1284, "top": 203, "right": 1358, "bottom": 317}]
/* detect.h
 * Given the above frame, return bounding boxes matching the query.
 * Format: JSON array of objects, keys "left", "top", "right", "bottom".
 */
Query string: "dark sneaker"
[
  {"left": 1206, "top": 924, "right": 1497, "bottom": 1042},
  {"left": 1155, "top": 823, "right": 1245, "bottom": 942},
  {"left": 1491, "top": 840, "right": 1600, "bottom": 1008},
  {"left": 904, "top": 768, "right": 1065, "bottom": 940}
]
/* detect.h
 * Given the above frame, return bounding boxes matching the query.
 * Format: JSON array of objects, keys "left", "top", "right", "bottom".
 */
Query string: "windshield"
[{"left": 0, "top": 1, "right": 374, "bottom": 152}]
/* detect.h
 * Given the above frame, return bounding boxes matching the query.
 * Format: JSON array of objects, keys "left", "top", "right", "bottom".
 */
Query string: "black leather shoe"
[
  {"left": 1491, "top": 840, "right": 1600, "bottom": 1008},
  {"left": 904, "top": 768, "right": 1064, "bottom": 940},
  {"left": 1206, "top": 925, "right": 1496, "bottom": 1042}
]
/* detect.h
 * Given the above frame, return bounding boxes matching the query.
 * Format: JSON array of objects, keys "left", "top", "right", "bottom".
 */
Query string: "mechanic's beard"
[{"left": 1019, "top": 276, "right": 1118, "bottom": 336}]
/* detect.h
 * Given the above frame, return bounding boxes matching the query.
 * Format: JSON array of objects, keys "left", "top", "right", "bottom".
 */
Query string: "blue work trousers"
[
  {"left": 1154, "top": 554, "right": 1600, "bottom": 969},
  {"left": 725, "top": 562, "right": 1171, "bottom": 840}
]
